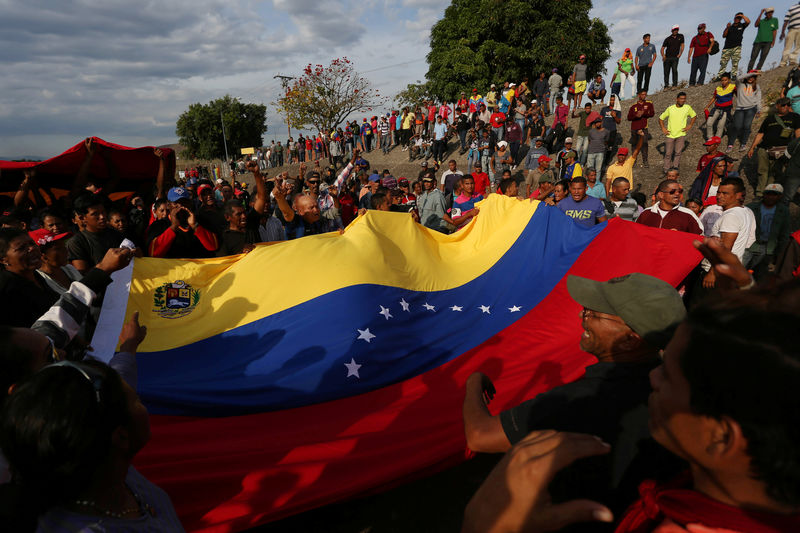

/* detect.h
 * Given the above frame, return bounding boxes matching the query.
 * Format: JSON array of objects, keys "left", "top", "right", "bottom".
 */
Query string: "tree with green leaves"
[
  {"left": 275, "top": 58, "right": 386, "bottom": 133},
  {"left": 176, "top": 95, "right": 267, "bottom": 160},
  {"left": 426, "top": 0, "right": 611, "bottom": 101},
  {"left": 394, "top": 81, "right": 434, "bottom": 109}
]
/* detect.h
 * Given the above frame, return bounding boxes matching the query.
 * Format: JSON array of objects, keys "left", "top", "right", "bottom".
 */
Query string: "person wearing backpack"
[{"left": 688, "top": 23, "right": 716, "bottom": 86}]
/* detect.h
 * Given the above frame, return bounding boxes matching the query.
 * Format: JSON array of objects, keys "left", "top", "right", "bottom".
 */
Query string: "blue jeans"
[
  {"left": 458, "top": 129, "right": 468, "bottom": 150},
  {"left": 493, "top": 126, "right": 504, "bottom": 141},
  {"left": 729, "top": 107, "right": 757, "bottom": 146},
  {"left": 689, "top": 54, "right": 709, "bottom": 85},
  {"left": 586, "top": 152, "right": 605, "bottom": 176}
]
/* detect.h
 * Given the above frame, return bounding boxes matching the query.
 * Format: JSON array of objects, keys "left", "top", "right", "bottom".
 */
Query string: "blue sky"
[{"left": 0, "top": 0, "right": 791, "bottom": 158}]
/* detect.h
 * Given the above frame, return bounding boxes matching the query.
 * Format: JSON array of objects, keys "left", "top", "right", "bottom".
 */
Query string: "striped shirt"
[
  {"left": 714, "top": 84, "right": 736, "bottom": 108},
  {"left": 787, "top": 3, "right": 800, "bottom": 30}
]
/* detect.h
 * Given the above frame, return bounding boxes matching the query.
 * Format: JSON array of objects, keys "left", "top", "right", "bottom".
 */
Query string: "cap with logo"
[
  {"left": 167, "top": 187, "right": 192, "bottom": 202},
  {"left": 765, "top": 183, "right": 784, "bottom": 194},
  {"left": 567, "top": 273, "right": 686, "bottom": 349},
  {"left": 565, "top": 137, "right": 573, "bottom": 143},
  {"left": 704, "top": 136, "right": 722, "bottom": 146},
  {"left": 28, "top": 228, "right": 71, "bottom": 247}
]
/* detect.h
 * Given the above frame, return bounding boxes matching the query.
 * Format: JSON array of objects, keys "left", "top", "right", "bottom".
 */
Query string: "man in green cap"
[{"left": 462, "top": 273, "right": 686, "bottom": 515}]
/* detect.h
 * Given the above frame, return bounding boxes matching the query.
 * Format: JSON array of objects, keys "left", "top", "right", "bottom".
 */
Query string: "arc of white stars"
[
  {"left": 450, "top": 305, "right": 463, "bottom": 312},
  {"left": 423, "top": 302, "right": 436, "bottom": 311},
  {"left": 399, "top": 298, "right": 410, "bottom": 312},
  {"left": 379, "top": 306, "right": 393, "bottom": 320},
  {"left": 479, "top": 305, "right": 491, "bottom": 314},
  {"left": 509, "top": 305, "right": 521, "bottom": 313}
]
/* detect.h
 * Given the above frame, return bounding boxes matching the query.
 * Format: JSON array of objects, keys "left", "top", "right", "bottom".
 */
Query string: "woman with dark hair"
[
  {"left": 688, "top": 155, "right": 730, "bottom": 205},
  {"left": 545, "top": 179, "right": 571, "bottom": 206},
  {"left": 0, "top": 360, "right": 184, "bottom": 531},
  {"left": 0, "top": 228, "right": 58, "bottom": 327}
]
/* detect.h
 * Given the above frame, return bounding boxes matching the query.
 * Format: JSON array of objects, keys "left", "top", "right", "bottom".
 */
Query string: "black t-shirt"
[
  {"left": 66, "top": 228, "right": 124, "bottom": 266},
  {"left": 758, "top": 112, "right": 800, "bottom": 148},
  {"left": 500, "top": 359, "right": 684, "bottom": 517},
  {"left": 662, "top": 33, "right": 685, "bottom": 58},
  {"left": 216, "top": 211, "right": 261, "bottom": 256},
  {"left": 456, "top": 113, "right": 470, "bottom": 131},
  {"left": 197, "top": 207, "right": 227, "bottom": 237},
  {"left": 146, "top": 219, "right": 216, "bottom": 259},
  {"left": 723, "top": 21, "right": 749, "bottom": 49},
  {"left": 0, "top": 270, "right": 58, "bottom": 327}
]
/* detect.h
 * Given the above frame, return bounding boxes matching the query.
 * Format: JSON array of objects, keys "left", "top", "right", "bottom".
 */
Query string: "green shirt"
[
  {"left": 659, "top": 104, "right": 696, "bottom": 138},
  {"left": 619, "top": 58, "right": 633, "bottom": 74},
  {"left": 755, "top": 16, "right": 779, "bottom": 43}
]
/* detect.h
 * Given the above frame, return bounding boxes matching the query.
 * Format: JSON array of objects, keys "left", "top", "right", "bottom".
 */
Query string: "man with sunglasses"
[
  {"left": 463, "top": 273, "right": 686, "bottom": 516},
  {"left": 637, "top": 179, "right": 703, "bottom": 234}
]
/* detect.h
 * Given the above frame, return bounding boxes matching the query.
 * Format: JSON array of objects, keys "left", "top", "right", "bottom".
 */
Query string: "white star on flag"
[
  {"left": 423, "top": 303, "right": 436, "bottom": 311},
  {"left": 357, "top": 328, "right": 376, "bottom": 343},
  {"left": 479, "top": 305, "right": 491, "bottom": 314},
  {"left": 399, "top": 298, "right": 410, "bottom": 312},
  {"left": 344, "top": 358, "right": 362, "bottom": 378},
  {"left": 379, "top": 306, "right": 393, "bottom": 320},
  {"left": 509, "top": 305, "right": 521, "bottom": 313},
  {"left": 450, "top": 305, "right": 463, "bottom": 312}
]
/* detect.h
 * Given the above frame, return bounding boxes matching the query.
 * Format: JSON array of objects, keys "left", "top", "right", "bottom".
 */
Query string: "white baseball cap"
[
  {"left": 565, "top": 137, "right": 574, "bottom": 143},
  {"left": 671, "top": 24, "right": 680, "bottom": 30},
  {"left": 765, "top": 183, "right": 784, "bottom": 194}
]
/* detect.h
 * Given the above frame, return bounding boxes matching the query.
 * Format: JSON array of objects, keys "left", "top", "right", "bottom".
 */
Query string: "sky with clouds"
[{"left": 0, "top": 0, "right": 790, "bottom": 159}]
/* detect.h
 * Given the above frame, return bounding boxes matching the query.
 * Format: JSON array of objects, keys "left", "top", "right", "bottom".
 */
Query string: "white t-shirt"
[
  {"left": 440, "top": 169, "right": 464, "bottom": 185},
  {"left": 707, "top": 183, "right": 719, "bottom": 198},
  {"left": 711, "top": 205, "right": 756, "bottom": 260}
]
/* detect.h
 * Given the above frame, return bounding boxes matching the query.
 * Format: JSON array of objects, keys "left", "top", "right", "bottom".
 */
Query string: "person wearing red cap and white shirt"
[
  {"left": 661, "top": 25, "right": 685, "bottom": 89},
  {"left": 688, "top": 23, "right": 715, "bottom": 86},
  {"left": 605, "top": 132, "right": 644, "bottom": 196},
  {"left": 697, "top": 136, "right": 724, "bottom": 173}
]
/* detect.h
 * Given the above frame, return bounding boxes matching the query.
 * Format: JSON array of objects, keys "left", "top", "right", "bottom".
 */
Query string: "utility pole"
[
  {"left": 220, "top": 111, "right": 230, "bottom": 167},
  {"left": 274, "top": 74, "right": 296, "bottom": 137}
]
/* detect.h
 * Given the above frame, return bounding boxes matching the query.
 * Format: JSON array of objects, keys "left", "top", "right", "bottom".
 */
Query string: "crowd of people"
[{"left": 1, "top": 7, "right": 800, "bottom": 533}]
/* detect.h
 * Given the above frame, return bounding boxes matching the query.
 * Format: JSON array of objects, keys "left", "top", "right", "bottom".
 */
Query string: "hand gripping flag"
[{"left": 91, "top": 195, "right": 701, "bottom": 532}]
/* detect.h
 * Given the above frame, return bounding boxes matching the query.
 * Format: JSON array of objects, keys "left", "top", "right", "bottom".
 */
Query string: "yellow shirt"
[
  {"left": 605, "top": 157, "right": 635, "bottom": 188},
  {"left": 402, "top": 114, "right": 413, "bottom": 129},
  {"left": 659, "top": 104, "right": 696, "bottom": 138}
]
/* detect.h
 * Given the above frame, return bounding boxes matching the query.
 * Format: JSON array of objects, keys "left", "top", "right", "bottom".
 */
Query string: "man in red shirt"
[
  {"left": 696, "top": 136, "right": 723, "bottom": 173},
  {"left": 490, "top": 109, "right": 507, "bottom": 141},
  {"left": 688, "top": 23, "right": 715, "bottom": 86},
  {"left": 636, "top": 179, "right": 703, "bottom": 233},
  {"left": 471, "top": 162, "right": 491, "bottom": 196},
  {"left": 626, "top": 89, "right": 655, "bottom": 167},
  {"left": 427, "top": 100, "right": 438, "bottom": 138}
]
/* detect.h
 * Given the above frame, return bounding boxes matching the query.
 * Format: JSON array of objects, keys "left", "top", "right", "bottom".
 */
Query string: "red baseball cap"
[
  {"left": 538, "top": 155, "right": 552, "bottom": 164},
  {"left": 617, "top": 147, "right": 629, "bottom": 156},
  {"left": 472, "top": 88, "right": 478, "bottom": 92},
  {"left": 29, "top": 228, "right": 71, "bottom": 246},
  {"left": 704, "top": 136, "right": 722, "bottom": 146}
]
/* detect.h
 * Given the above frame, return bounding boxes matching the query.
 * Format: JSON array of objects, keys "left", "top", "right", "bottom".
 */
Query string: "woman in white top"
[{"left": 31, "top": 229, "right": 81, "bottom": 295}]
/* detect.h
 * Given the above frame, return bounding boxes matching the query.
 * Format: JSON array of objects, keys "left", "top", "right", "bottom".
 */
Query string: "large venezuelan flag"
[{"left": 91, "top": 195, "right": 701, "bottom": 532}]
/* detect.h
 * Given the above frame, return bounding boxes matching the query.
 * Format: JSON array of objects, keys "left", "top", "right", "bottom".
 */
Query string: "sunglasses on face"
[
  {"left": 308, "top": 180, "right": 320, "bottom": 185},
  {"left": 665, "top": 188, "right": 683, "bottom": 194}
]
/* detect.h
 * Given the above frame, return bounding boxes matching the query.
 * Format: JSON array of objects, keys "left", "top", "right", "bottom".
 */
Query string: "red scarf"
[{"left": 615, "top": 474, "right": 800, "bottom": 533}]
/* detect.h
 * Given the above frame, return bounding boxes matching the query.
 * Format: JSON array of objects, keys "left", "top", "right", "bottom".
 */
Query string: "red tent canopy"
[{"left": 0, "top": 137, "right": 176, "bottom": 204}]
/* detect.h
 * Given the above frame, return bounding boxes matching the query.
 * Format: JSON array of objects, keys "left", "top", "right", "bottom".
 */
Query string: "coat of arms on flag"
[{"left": 152, "top": 280, "right": 200, "bottom": 319}]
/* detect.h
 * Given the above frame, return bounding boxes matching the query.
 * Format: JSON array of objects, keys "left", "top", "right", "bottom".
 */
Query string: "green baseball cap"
[{"left": 567, "top": 273, "right": 686, "bottom": 349}]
